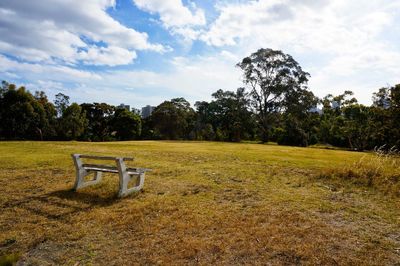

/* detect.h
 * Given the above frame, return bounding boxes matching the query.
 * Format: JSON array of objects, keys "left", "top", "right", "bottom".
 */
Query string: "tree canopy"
[{"left": 236, "top": 48, "right": 311, "bottom": 142}]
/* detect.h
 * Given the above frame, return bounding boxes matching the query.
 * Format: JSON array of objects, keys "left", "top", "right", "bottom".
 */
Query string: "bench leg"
[
  {"left": 75, "top": 171, "right": 103, "bottom": 190},
  {"left": 72, "top": 154, "right": 103, "bottom": 190},
  {"left": 116, "top": 159, "right": 145, "bottom": 197}
]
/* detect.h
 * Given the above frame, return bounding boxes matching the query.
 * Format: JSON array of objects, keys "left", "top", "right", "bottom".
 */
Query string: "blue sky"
[{"left": 0, "top": 0, "right": 399, "bottom": 109}]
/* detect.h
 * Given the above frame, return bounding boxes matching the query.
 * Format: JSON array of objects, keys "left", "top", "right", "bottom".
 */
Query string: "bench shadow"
[
  {"left": 48, "top": 189, "right": 119, "bottom": 207},
  {"left": 2, "top": 189, "right": 126, "bottom": 223}
]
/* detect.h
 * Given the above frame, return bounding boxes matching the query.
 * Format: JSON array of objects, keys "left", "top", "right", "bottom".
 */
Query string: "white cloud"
[
  {"left": 133, "top": 0, "right": 205, "bottom": 41},
  {"left": 77, "top": 46, "right": 137, "bottom": 66},
  {"left": 201, "top": 0, "right": 398, "bottom": 51},
  {"left": 0, "top": 55, "right": 101, "bottom": 81},
  {"left": 0, "top": 0, "right": 166, "bottom": 66},
  {"left": 199, "top": 0, "right": 400, "bottom": 103},
  {"left": 91, "top": 54, "right": 241, "bottom": 105},
  {"left": 0, "top": 53, "right": 241, "bottom": 107},
  {"left": 133, "top": 0, "right": 205, "bottom": 27}
]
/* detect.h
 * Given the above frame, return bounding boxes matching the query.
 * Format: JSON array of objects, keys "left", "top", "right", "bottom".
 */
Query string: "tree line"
[{"left": 0, "top": 48, "right": 399, "bottom": 151}]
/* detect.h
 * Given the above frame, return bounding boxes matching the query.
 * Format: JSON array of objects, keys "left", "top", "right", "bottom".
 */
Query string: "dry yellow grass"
[{"left": 0, "top": 141, "right": 399, "bottom": 265}]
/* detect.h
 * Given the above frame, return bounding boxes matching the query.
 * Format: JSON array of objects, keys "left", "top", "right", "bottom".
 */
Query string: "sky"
[{"left": 0, "top": 0, "right": 399, "bottom": 109}]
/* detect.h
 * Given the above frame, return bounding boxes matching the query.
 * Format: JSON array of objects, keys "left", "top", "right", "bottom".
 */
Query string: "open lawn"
[{"left": 0, "top": 141, "right": 399, "bottom": 265}]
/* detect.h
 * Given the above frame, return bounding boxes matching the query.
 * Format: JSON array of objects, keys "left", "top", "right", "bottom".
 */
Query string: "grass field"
[{"left": 0, "top": 141, "right": 399, "bottom": 265}]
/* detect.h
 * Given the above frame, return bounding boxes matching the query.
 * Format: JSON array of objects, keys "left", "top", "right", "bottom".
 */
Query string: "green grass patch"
[{"left": 0, "top": 253, "right": 20, "bottom": 266}]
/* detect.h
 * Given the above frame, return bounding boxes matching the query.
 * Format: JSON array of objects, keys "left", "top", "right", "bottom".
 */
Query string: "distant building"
[
  {"left": 141, "top": 105, "right": 155, "bottom": 118},
  {"left": 382, "top": 98, "right": 390, "bottom": 109},
  {"left": 117, "top": 103, "right": 130, "bottom": 111}
]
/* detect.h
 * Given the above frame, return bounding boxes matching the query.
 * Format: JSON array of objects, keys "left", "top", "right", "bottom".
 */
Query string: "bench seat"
[{"left": 82, "top": 164, "right": 149, "bottom": 174}]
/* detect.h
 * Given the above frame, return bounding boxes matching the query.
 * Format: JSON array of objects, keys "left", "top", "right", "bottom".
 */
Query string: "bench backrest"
[{"left": 74, "top": 154, "right": 133, "bottom": 161}]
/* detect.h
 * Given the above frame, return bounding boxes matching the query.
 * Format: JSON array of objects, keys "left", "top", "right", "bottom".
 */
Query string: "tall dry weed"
[{"left": 319, "top": 145, "right": 400, "bottom": 196}]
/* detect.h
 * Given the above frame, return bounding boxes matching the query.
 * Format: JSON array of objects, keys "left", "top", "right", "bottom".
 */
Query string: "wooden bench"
[{"left": 71, "top": 154, "right": 151, "bottom": 197}]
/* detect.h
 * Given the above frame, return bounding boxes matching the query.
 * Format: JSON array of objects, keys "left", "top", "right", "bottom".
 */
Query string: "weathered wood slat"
[
  {"left": 82, "top": 164, "right": 117, "bottom": 171},
  {"left": 82, "top": 164, "right": 151, "bottom": 174},
  {"left": 84, "top": 168, "right": 150, "bottom": 174},
  {"left": 78, "top": 154, "right": 134, "bottom": 161},
  {"left": 134, "top": 168, "right": 152, "bottom": 173},
  {"left": 85, "top": 167, "right": 118, "bottom": 173}
]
